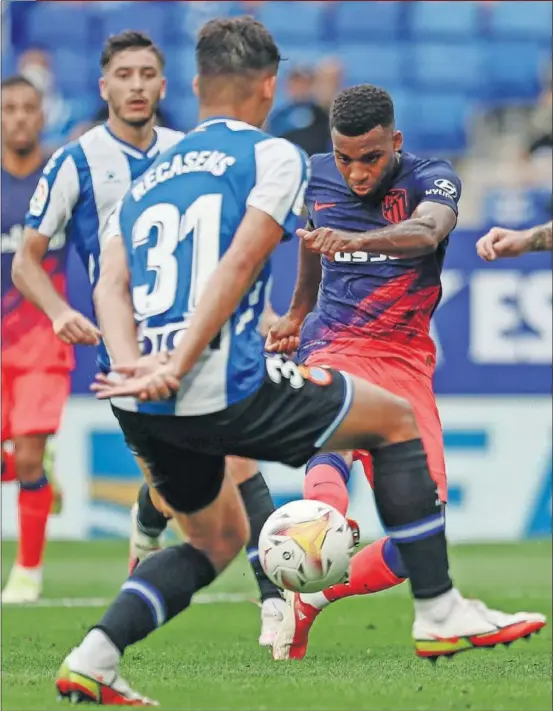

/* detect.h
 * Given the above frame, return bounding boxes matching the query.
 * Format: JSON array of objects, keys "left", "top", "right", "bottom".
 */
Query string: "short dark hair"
[
  {"left": 196, "top": 16, "right": 280, "bottom": 78},
  {"left": 330, "top": 85, "right": 394, "bottom": 137},
  {"left": 100, "top": 30, "right": 165, "bottom": 70},
  {"left": 1, "top": 74, "right": 42, "bottom": 95}
]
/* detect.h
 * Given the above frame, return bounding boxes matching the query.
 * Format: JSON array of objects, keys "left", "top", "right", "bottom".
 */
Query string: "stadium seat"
[
  {"left": 25, "top": 3, "right": 92, "bottom": 49},
  {"left": 409, "top": 1, "right": 482, "bottom": 39},
  {"left": 408, "top": 42, "right": 484, "bottom": 94},
  {"left": 96, "top": 2, "right": 168, "bottom": 48},
  {"left": 257, "top": 2, "right": 325, "bottom": 43},
  {"left": 489, "top": 1, "right": 552, "bottom": 43},
  {"left": 52, "top": 50, "right": 97, "bottom": 98},
  {"left": 166, "top": 44, "right": 197, "bottom": 94},
  {"left": 162, "top": 96, "right": 198, "bottom": 133},
  {"left": 335, "top": 1, "right": 405, "bottom": 40},
  {"left": 1, "top": 51, "right": 16, "bottom": 79},
  {"left": 485, "top": 41, "right": 547, "bottom": 103},
  {"left": 338, "top": 44, "right": 407, "bottom": 89},
  {"left": 412, "top": 91, "right": 472, "bottom": 154}
]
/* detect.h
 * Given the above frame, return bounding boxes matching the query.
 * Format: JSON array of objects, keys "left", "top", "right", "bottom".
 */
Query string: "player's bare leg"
[
  {"left": 57, "top": 470, "right": 249, "bottom": 705},
  {"left": 130, "top": 455, "right": 284, "bottom": 645},
  {"left": 226, "top": 456, "right": 286, "bottom": 646},
  {"left": 128, "top": 456, "right": 167, "bottom": 574},
  {"left": 2, "top": 434, "right": 53, "bottom": 604},
  {"left": 273, "top": 374, "right": 546, "bottom": 661}
]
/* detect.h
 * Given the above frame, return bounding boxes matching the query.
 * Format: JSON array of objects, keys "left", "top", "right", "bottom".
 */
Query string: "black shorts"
[{"left": 113, "top": 356, "right": 351, "bottom": 514}]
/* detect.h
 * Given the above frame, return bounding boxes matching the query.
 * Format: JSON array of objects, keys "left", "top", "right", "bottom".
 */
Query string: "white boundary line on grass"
[{"left": 5, "top": 592, "right": 253, "bottom": 608}]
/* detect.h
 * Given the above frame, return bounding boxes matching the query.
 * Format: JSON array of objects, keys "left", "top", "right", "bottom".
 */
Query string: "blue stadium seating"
[
  {"left": 411, "top": 91, "right": 472, "bottom": 154},
  {"left": 96, "top": 2, "right": 168, "bottom": 48},
  {"left": 335, "top": 1, "right": 405, "bottom": 40},
  {"left": 489, "top": 1, "right": 552, "bottom": 42},
  {"left": 257, "top": 2, "right": 325, "bottom": 43},
  {"left": 338, "top": 43, "right": 407, "bottom": 88},
  {"left": 408, "top": 42, "right": 484, "bottom": 94},
  {"left": 485, "top": 41, "right": 548, "bottom": 103},
  {"left": 3, "top": 0, "right": 549, "bottom": 157},
  {"left": 25, "top": 3, "right": 92, "bottom": 49},
  {"left": 52, "top": 50, "right": 97, "bottom": 98},
  {"left": 166, "top": 43, "right": 197, "bottom": 94},
  {"left": 409, "top": 1, "right": 482, "bottom": 39},
  {"left": 162, "top": 95, "right": 198, "bottom": 133}
]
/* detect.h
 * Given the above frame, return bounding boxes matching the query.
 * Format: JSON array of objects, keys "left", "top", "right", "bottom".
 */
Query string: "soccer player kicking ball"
[
  {"left": 12, "top": 30, "right": 284, "bottom": 641},
  {"left": 1, "top": 76, "right": 69, "bottom": 603},
  {"left": 266, "top": 84, "right": 546, "bottom": 661},
  {"left": 55, "top": 18, "right": 545, "bottom": 706},
  {"left": 476, "top": 221, "right": 552, "bottom": 259}
]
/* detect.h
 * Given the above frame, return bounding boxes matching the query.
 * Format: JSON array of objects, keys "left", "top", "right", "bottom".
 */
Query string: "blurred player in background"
[
  {"left": 11, "top": 30, "right": 284, "bottom": 639},
  {"left": 1, "top": 75, "right": 71, "bottom": 604},
  {"left": 476, "top": 220, "right": 552, "bottom": 259},
  {"left": 267, "top": 85, "right": 545, "bottom": 660}
]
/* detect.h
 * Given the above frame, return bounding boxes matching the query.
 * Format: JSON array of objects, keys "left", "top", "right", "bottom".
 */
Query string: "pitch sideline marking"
[{"left": 3, "top": 592, "right": 254, "bottom": 609}]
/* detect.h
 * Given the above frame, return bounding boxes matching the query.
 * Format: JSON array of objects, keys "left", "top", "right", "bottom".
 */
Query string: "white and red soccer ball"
[{"left": 258, "top": 499, "right": 355, "bottom": 594}]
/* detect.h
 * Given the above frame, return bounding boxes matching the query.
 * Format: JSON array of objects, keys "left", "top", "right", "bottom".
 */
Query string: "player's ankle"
[
  {"left": 299, "top": 590, "right": 331, "bottom": 610},
  {"left": 75, "top": 628, "right": 121, "bottom": 672},
  {"left": 414, "top": 587, "right": 460, "bottom": 623}
]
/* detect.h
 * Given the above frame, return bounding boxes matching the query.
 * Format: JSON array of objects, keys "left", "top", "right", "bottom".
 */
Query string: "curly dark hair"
[
  {"left": 196, "top": 16, "right": 280, "bottom": 77},
  {"left": 330, "top": 84, "right": 394, "bottom": 137},
  {"left": 100, "top": 30, "right": 165, "bottom": 70}
]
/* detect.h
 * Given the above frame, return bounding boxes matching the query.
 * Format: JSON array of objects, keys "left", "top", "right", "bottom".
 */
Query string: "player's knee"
[
  {"left": 384, "top": 396, "right": 419, "bottom": 444},
  {"left": 226, "top": 456, "right": 258, "bottom": 485},
  {"left": 189, "top": 513, "right": 249, "bottom": 572},
  {"left": 14, "top": 446, "right": 45, "bottom": 483}
]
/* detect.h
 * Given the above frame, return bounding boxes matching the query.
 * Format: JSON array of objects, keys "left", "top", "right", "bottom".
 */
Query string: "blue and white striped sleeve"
[
  {"left": 247, "top": 137, "right": 310, "bottom": 238},
  {"left": 101, "top": 199, "right": 123, "bottom": 250},
  {"left": 25, "top": 146, "right": 80, "bottom": 238}
]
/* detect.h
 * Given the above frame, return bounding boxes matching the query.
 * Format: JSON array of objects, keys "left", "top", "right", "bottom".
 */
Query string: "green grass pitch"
[{"left": 2, "top": 539, "right": 551, "bottom": 710}]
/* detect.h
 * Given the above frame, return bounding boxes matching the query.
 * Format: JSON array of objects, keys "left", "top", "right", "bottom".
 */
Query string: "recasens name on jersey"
[
  {"left": 298, "top": 151, "right": 462, "bottom": 372},
  {"left": 113, "top": 118, "right": 309, "bottom": 417}
]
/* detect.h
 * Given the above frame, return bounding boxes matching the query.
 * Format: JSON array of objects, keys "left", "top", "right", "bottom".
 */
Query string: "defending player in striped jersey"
[
  {"left": 12, "top": 30, "right": 285, "bottom": 639},
  {"left": 57, "top": 17, "right": 545, "bottom": 706}
]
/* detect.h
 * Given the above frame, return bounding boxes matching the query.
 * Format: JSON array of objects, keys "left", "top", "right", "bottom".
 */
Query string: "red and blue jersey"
[
  {"left": 297, "top": 151, "right": 462, "bottom": 373},
  {"left": 1, "top": 164, "right": 73, "bottom": 371}
]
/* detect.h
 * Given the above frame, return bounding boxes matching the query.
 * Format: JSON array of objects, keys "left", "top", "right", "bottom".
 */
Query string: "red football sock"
[
  {"left": 303, "top": 459, "right": 349, "bottom": 516},
  {"left": 323, "top": 537, "right": 406, "bottom": 602},
  {"left": 17, "top": 478, "right": 53, "bottom": 569},
  {"left": 1, "top": 447, "right": 17, "bottom": 483}
]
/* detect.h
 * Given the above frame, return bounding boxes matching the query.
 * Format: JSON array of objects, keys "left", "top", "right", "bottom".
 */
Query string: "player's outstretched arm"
[
  {"left": 12, "top": 228, "right": 100, "bottom": 345},
  {"left": 298, "top": 202, "right": 457, "bottom": 260},
  {"left": 265, "top": 231, "right": 321, "bottom": 354},
  {"left": 476, "top": 221, "right": 553, "bottom": 261},
  {"left": 93, "top": 233, "right": 141, "bottom": 365}
]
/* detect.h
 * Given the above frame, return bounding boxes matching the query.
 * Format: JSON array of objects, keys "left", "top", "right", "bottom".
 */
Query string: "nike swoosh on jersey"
[{"left": 314, "top": 201, "right": 337, "bottom": 211}]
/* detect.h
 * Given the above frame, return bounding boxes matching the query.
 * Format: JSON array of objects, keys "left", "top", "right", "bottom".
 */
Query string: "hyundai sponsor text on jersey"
[{"left": 298, "top": 151, "right": 462, "bottom": 374}]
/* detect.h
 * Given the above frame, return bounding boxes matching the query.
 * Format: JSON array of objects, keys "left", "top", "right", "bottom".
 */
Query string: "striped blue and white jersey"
[
  {"left": 25, "top": 123, "right": 184, "bottom": 365},
  {"left": 111, "top": 117, "right": 309, "bottom": 417}
]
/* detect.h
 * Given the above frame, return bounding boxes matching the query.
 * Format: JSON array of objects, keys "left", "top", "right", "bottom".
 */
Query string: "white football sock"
[
  {"left": 414, "top": 587, "right": 461, "bottom": 623},
  {"left": 75, "top": 629, "right": 121, "bottom": 672}
]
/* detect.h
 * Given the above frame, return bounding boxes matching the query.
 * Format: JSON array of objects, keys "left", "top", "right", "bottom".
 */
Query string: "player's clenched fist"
[
  {"left": 476, "top": 226, "right": 531, "bottom": 261},
  {"left": 265, "top": 312, "right": 303, "bottom": 354},
  {"left": 52, "top": 308, "right": 101, "bottom": 345},
  {"left": 298, "top": 226, "right": 361, "bottom": 259}
]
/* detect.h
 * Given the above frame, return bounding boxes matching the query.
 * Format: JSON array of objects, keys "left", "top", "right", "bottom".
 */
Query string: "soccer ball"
[{"left": 258, "top": 499, "right": 355, "bottom": 594}]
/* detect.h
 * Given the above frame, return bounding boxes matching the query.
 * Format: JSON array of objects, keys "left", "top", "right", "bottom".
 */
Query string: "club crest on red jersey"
[{"left": 382, "top": 189, "right": 408, "bottom": 224}]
